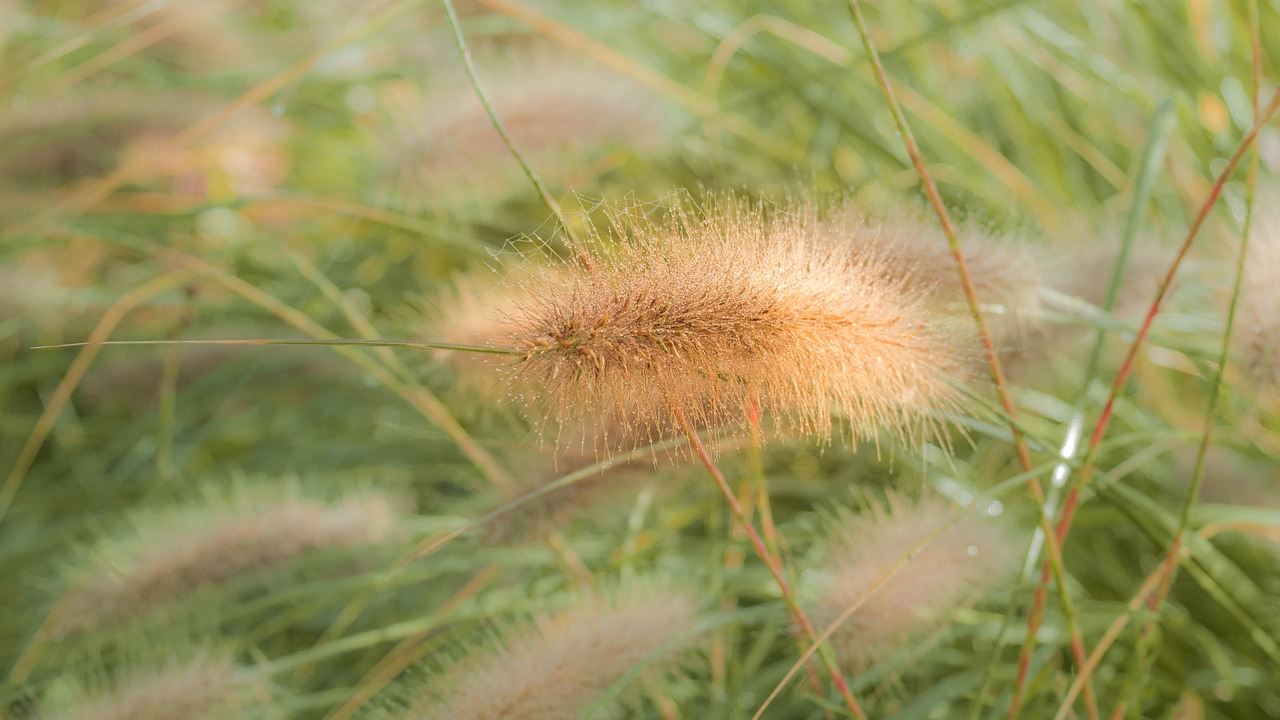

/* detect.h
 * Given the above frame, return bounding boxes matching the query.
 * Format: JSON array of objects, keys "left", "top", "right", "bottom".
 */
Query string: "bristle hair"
[
  {"left": 48, "top": 490, "right": 401, "bottom": 636},
  {"left": 375, "top": 50, "right": 666, "bottom": 212},
  {"left": 500, "top": 198, "right": 968, "bottom": 450},
  {"left": 826, "top": 205, "right": 1047, "bottom": 349},
  {"left": 417, "top": 589, "right": 697, "bottom": 720},
  {"left": 812, "top": 492, "right": 1018, "bottom": 669},
  {"left": 35, "top": 652, "right": 265, "bottom": 720}
]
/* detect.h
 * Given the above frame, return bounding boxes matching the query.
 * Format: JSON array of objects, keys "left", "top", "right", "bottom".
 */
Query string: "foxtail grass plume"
[
  {"left": 33, "top": 652, "right": 266, "bottom": 720},
  {"left": 418, "top": 268, "right": 547, "bottom": 400},
  {"left": 826, "top": 205, "right": 1048, "bottom": 350},
  {"left": 1057, "top": 235, "right": 1190, "bottom": 326},
  {"left": 810, "top": 492, "right": 1017, "bottom": 669},
  {"left": 373, "top": 50, "right": 667, "bottom": 212},
  {"left": 47, "top": 488, "right": 401, "bottom": 636},
  {"left": 413, "top": 588, "right": 697, "bottom": 720},
  {"left": 497, "top": 199, "right": 967, "bottom": 449}
]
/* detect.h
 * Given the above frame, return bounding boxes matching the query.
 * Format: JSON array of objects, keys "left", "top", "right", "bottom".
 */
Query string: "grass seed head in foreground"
[
  {"left": 46, "top": 488, "right": 402, "bottom": 636},
  {"left": 413, "top": 588, "right": 698, "bottom": 720},
  {"left": 811, "top": 492, "right": 1018, "bottom": 670},
  {"left": 500, "top": 200, "right": 969, "bottom": 450}
]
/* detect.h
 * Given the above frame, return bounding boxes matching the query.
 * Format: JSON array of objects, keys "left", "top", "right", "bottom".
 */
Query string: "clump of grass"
[
  {"left": 30, "top": 651, "right": 266, "bottom": 720},
  {"left": 409, "top": 587, "right": 698, "bottom": 720},
  {"left": 809, "top": 492, "right": 1018, "bottom": 670},
  {"left": 496, "top": 198, "right": 968, "bottom": 450},
  {"left": 372, "top": 49, "right": 668, "bottom": 213},
  {"left": 45, "top": 487, "right": 402, "bottom": 637}
]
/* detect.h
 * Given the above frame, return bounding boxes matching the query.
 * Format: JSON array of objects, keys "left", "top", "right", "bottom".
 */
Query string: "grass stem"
[{"left": 674, "top": 407, "right": 866, "bottom": 719}]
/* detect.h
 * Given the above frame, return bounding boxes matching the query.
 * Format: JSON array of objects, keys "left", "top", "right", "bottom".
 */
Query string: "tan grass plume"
[
  {"left": 811, "top": 492, "right": 1018, "bottom": 670},
  {"left": 825, "top": 204, "right": 1048, "bottom": 351},
  {"left": 496, "top": 198, "right": 967, "bottom": 449},
  {"left": 47, "top": 488, "right": 401, "bottom": 636},
  {"left": 374, "top": 49, "right": 667, "bottom": 212},
  {"left": 419, "top": 268, "right": 546, "bottom": 400},
  {"left": 34, "top": 652, "right": 266, "bottom": 720},
  {"left": 414, "top": 588, "right": 697, "bottom": 720}
]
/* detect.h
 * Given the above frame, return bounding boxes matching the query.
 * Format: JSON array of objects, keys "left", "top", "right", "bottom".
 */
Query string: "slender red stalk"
[
  {"left": 1017, "top": 76, "right": 1280, "bottom": 720},
  {"left": 1109, "top": 11, "right": 1268, "bottom": 716},
  {"left": 841, "top": 2, "right": 1094, "bottom": 715},
  {"left": 1051, "top": 85, "right": 1280, "bottom": 551},
  {"left": 675, "top": 408, "right": 866, "bottom": 719}
]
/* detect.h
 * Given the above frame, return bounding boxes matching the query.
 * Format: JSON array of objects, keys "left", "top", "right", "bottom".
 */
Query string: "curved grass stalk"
[{"left": 441, "top": 0, "right": 584, "bottom": 260}]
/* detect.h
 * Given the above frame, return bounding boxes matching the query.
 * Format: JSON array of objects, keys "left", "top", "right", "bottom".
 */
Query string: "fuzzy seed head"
[
  {"left": 826, "top": 206, "right": 1047, "bottom": 350},
  {"left": 812, "top": 493, "right": 1018, "bottom": 669},
  {"left": 422, "top": 269, "right": 548, "bottom": 400},
  {"left": 35, "top": 652, "right": 265, "bottom": 720},
  {"left": 417, "top": 589, "right": 697, "bottom": 720},
  {"left": 374, "top": 51, "right": 666, "bottom": 212},
  {"left": 500, "top": 200, "right": 967, "bottom": 449},
  {"left": 48, "top": 492, "right": 400, "bottom": 636}
]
